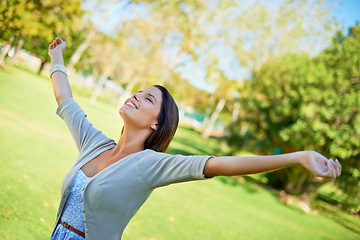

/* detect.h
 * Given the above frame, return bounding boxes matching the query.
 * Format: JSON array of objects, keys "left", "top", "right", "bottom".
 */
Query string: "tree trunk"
[
  {"left": 298, "top": 173, "right": 324, "bottom": 195},
  {"left": 202, "top": 94, "right": 216, "bottom": 128},
  {"left": 90, "top": 69, "right": 112, "bottom": 103},
  {"left": 37, "top": 57, "right": 46, "bottom": 75},
  {"left": 116, "top": 78, "right": 138, "bottom": 109},
  {"left": 90, "top": 67, "right": 100, "bottom": 89},
  {"left": 231, "top": 101, "right": 240, "bottom": 122},
  {"left": 67, "top": 0, "right": 125, "bottom": 70},
  {"left": 10, "top": 35, "right": 25, "bottom": 65},
  {"left": 294, "top": 171, "right": 311, "bottom": 194},
  {"left": 202, "top": 97, "right": 226, "bottom": 138},
  {"left": 284, "top": 168, "right": 324, "bottom": 196},
  {"left": 178, "top": 101, "right": 186, "bottom": 122},
  {"left": 68, "top": 30, "right": 97, "bottom": 70},
  {"left": 0, "top": 32, "right": 17, "bottom": 69}
]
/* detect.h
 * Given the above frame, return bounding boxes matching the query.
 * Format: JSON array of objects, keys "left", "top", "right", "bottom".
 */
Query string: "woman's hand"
[
  {"left": 48, "top": 36, "right": 66, "bottom": 57},
  {"left": 301, "top": 151, "right": 341, "bottom": 179}
]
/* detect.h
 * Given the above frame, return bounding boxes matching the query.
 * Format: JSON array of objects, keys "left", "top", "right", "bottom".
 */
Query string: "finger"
[
  {"left": 334, "top": 162, "right": 340, "bottom": 177},
  {"left": 326, "top": 159, "right": 335, "bottom": 179},
  {"left": 332, "top": 158, "right": 341, "bottom": 178},
  {"left": 330, "top": 159, "right": 337, "bottom": 178},
  {"left": 322, "top": 160, "right": 331, "bottom": 178},
  {"left": 332, "top": 159, "right": 339, "bottom": 177},
  {"left": 331, "top": 160, "right": 338, "bottom": 179},
  {"left": 335, "top": 159, "right": 341, "bottom": 177}
]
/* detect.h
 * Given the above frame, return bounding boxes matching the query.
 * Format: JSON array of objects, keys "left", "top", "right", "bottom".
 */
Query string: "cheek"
[
  {"left": 133, "top": 106, "right": 160, "bottom": 129},
  {"left": 141, "top": 106, "right": 160, "bottom": 123},
  {"left": 120, "top": 102, "right": 161, "bottom": 129}
]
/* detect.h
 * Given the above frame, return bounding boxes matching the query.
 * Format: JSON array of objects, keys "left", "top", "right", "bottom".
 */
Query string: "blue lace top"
[{"left": 51, "top": 169, "right": 90, "bottom": 239}]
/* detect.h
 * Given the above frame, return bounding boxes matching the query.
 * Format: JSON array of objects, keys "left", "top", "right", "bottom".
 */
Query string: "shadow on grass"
[
  {"left": 172, "top": 126, "right": 228, "bottom": 156},
  {"left": 215, "top": 176, "right": 260, "bottom": 194},
  {"left": 179, "top": 125, "right": 200, "bottom": 134},
  {"left": 317, "top": 202, "right": 360, "bottom": 235},
  {"left": 166, "top": 146, "right": 195, "bottom": 156},
  {"left": 1, "top": 63, "right": 49, "bottom": 83},
  {"left": 173, "top": 136, "right": 213, "bottom": 155},
  {"left": 1, "top": 64, "right": 17, "bottom": 75},
  {"left": 14, "top": 62, "right": 40, "bottom": 75},
  {"left": 180, "top": 125, "right": 226, "bottom": 142}
]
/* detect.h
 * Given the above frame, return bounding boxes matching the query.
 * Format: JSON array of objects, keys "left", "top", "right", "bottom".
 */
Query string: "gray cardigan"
[{"left": 52, "top": 98, "right": 212, "bottom": 239}]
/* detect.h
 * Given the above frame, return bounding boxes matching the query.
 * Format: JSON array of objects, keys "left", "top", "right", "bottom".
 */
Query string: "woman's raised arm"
[
  {"left": 203, "top": 151, "right": 341, "bottom": 179},
  {"left": 48, "top": 37, "right": 73, "bottom": 105}
]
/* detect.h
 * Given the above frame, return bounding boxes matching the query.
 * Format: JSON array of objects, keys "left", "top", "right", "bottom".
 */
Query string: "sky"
[{"left": 334, "top": 0, "right": 360, "bottom": 33}]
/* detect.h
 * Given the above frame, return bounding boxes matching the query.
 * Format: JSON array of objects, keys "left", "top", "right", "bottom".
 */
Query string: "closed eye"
[{"left": 137, "top": 90, "right": 157, "bottom": 103}]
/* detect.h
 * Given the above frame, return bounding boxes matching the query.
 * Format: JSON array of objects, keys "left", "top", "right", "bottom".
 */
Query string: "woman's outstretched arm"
[
  {"left": 48, "top": 36, "right": 72, "bottom": 105},
  {"left": 203, "top": 151, "right": 341, "bottom": 179}
]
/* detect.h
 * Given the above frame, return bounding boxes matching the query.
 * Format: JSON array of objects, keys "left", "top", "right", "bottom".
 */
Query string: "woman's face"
[{"left": 119, "top": 87, "right": 162, "bottom": 131}]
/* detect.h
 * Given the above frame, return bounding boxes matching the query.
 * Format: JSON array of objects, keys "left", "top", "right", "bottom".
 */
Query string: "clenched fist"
[{"left": 48, "top": 37, "right": 66, "bottom": 57}]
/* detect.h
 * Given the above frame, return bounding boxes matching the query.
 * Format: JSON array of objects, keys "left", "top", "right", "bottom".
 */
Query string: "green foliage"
[
  {"left": 229, "top": 25, "right": 360, "bottom": 210},
  {"left": 313, "top": 24, "right": 360, "bottom": 209},
  {"left": 0, "top": 0, "right": 85, "bottom": 64}
]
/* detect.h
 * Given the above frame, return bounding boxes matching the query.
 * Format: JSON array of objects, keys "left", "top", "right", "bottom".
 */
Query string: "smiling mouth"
[{"left": 125, "top": 101, "right": 137, "bottom": 109}]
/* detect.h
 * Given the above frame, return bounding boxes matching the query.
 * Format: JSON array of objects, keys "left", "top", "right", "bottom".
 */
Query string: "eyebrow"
[{"left": 138, "top": 91, "right": 157, "bottom": 103}]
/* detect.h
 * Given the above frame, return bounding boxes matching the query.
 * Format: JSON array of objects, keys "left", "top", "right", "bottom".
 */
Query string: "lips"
[{"left": 125, "top": 100, "right": 138, "bottom": 109}]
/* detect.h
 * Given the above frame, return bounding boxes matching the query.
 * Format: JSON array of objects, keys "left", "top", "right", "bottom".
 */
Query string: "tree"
[
  {"left": 0, "top": 0, "right": 42, "bottom": 67},
  {"left": 229, "top": 24, "right": 360, "bottom": 211},
  {"left": 147, "top": 0, "right": 340, "bottom": 137},
  {"left": 0, "top": 0, "right": 85, "bottom": 70},
  {"left": 308, "top": 25, "right": 360, "bottom": 210},
  {"left": 67, "top": 0, "right": 124, "bottom": 70}
]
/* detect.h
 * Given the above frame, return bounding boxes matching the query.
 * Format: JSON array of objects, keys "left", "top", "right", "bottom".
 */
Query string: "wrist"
[
  {"left": 49, "top": 64, "right": 68, "bottom": 78},
  {"left": 296, "top": 151, "right": 309, "bottom": 167},
  {"left": 50, "top": 51, "right": 64, "bottom": 65}
]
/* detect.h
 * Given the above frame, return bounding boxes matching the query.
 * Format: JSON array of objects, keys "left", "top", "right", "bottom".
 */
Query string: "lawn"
[{"left": 0, "top": 63, "right": 359, "bottom": 239}]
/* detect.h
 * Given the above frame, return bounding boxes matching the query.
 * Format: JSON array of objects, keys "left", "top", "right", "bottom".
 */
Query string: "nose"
[{"left": 132, "top": 92, "right": 140, "bottom": 102}]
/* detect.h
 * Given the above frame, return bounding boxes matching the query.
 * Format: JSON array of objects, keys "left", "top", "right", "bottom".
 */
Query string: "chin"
[
  {"left": 119, "top": 108, "right": 133, "bottom": 123},
  {"left": 119, "top": 107, "right": 126, "bottom": 117}
]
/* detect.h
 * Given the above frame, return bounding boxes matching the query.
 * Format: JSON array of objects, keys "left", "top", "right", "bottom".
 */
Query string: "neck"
[{"left": 109, "top": 125, "right": 152, "bottom": 157}]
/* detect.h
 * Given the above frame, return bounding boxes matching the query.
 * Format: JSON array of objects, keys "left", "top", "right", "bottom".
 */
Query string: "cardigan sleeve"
[
  {"left": 56, "top": 98, "right": 109, "bottom": 154},
  {"left": 137, "top": 150, "right": 214, "bottom": 189}
]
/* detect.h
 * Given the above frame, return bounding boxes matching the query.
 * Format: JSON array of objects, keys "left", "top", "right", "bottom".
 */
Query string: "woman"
[{"left": 48, "top": 37, "right": 341, "bottom": 240}]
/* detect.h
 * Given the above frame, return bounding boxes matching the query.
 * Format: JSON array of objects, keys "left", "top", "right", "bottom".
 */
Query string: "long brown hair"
[{"left": 144, "top": 85, "right": 179, "bottom": 152}]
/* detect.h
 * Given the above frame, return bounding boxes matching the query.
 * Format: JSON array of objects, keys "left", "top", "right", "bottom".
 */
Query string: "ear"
[{"left": 150, "top": 122, "right": 158, "bottom": 131}]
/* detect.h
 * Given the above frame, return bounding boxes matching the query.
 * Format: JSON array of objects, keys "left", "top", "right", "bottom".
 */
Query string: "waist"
[{"left": 59, "top": 220, "right": 85, "bottom": 238}]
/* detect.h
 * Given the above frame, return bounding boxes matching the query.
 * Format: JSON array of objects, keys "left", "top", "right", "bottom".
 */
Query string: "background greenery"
[{"left": 0, "top": 64, "right": 359, "bottom": 239}]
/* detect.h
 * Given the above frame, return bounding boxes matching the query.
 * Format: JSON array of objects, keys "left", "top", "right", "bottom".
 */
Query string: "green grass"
[{"left": 1, "top": 63, "right": 359, "bottom": 239}]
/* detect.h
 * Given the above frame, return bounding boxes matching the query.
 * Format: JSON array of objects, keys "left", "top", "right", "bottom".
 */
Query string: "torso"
[{"left": 81, "top": 148, "right": 128, "bottom": 178}]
